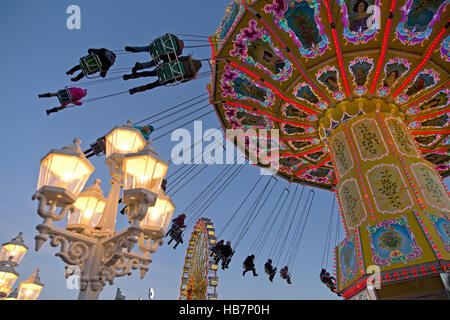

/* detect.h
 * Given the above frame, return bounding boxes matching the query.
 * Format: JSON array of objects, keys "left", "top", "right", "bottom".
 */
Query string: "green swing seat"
[
  {"left": 149, "top": 34, "right": 179, "bottom": 62},
  {"left": 156, "top": 60, "right": 186, "bottom": 84},
  {"left": 79, "top": 54, "right": 103, "bottom": 78}
]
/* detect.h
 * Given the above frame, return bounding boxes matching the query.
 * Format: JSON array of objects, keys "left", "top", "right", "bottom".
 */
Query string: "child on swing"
[{"left": 38, "top": 87, "right": 87, "bottom": 115}]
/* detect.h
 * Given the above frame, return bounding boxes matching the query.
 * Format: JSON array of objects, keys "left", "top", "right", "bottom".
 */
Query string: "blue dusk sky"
[{"left": 0, "top": 0, "right": 422, "bottom": 300}]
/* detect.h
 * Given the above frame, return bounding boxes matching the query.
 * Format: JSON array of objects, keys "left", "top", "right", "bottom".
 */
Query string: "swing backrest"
[
  {"left": 156, "top": 60, "right": 186, "bottom": 84},
  {"left": 149, "top": 34, "right": 179, "bottom": 61},
  {"left": 80, "top": 54, "right": 103, "bottom": 78},
  {"left": 57, "top": 88, "right": 73, "bottom": 105}
]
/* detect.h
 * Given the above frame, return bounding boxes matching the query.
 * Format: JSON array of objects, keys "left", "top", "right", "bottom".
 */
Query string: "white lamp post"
[{"left": 32, "top": 121, "right": 173, "bottom": 300}]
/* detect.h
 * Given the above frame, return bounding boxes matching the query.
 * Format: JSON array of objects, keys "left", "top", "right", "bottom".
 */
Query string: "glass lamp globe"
[
  {"left": 123, "top": 140, "right": 168, "bottom": 194},
  {"left": 0, "top": 233, "right": 28, "bottom": 267},
  {"left": 140, "top": 192, "right": 175, "bottom": 238},
  {"left": 105, "top": 120, "right": 146, "bottom": 159},
  {"left": 18, "top": 269, "right": 44, "bottom": 300},
  {"left": 0, "top": 257, "right": 19, "bottom": 298},
  {"left": 37, "top": 138, "right": 94, "bottom": 204},
  {"left": 67, "top": 179, "right": 106, "bottom": 233}
]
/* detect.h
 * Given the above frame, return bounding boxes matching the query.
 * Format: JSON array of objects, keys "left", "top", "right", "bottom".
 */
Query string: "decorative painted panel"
[
  {"left": 339, "top": 178, "right": 368, "bottom": 229},
  {"left": 377, "top": 58, "right": 411, "bottom": 97},
  {"left": 223, "top": 104, "right": 275, "bottom": 130},
  {"left": 411, "top": 163, "right": 450, "bottom": 212},
  {"left": 395, "top": 0, "right": 449, "bottom": 46},
  {"left": 366, "top": 164, "right": 414, "bottom": 214},
  {"left": 351, "top": 118, "right": 388, "bottom": 161},
  {"left": 348, "top": 57, "right": 374, "bottom": 96},
  {"left": 338, "top": 235, "right": 360, "bottom": 289},
  {"left": 367, "top": 216, "right": 423, "bottom": 267},
  {"left": 331, "top": 131, "right": 354, "bottom": 177},
  {"left": 385, "top": 117, "right": 420, "bottom": 158},
  {"left": 220, "top": 65, "right": 276, "bottom": 107},
  {"left": 425, "top": 212, "right": 450, "bottom": 252},
  {"left": 337, "top": 0, "right": 380, "bottom": 45},
  {"left": 395, "top": 69, "right": 439, "bottom": 104},
  {"left": 230, "top": 19, "right": 293, "bottom": 81},
  {"left": 264, "top": 0, "right": 330, "bottom": 59},
  {"left": 316, "top": 66, "right": 344, "bottom": 100},
  {"left": 293, "top": 83, "right": 328, "bottom": 110},
  {"left": 440, "top": 35, "right": 450, "bottom": 62}
]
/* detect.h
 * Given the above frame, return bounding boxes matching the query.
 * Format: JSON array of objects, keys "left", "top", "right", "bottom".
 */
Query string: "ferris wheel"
[{"left": 179, "top": 218, "right": 218, "bottom": 300}]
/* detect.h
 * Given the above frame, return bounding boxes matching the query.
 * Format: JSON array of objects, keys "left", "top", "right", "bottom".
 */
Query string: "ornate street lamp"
[
  {"left": 0, "top": 233, "right": 28, "bottom": 267},
  {"left": 0, "top": 257, "right": 19, "bottom": 298},
  {"left": 105, "top": 120, "right": 146, "bottom": 160},
  {"left": 32, "top": 121, "right": 171, "bottom": 300},
  {"left": 140, "top": 192, "right": 175, "bottom": 239},
  {"left": 67, "top": 179, "right": 106, "bottom": 234},
  {"left": 17, "top": 269, "right": 44, "bottom": 300},
  {"left": 123, "top": 140, "right": 168, "bottom": 193},
  {"left": 36, "top": 138, "right": 94, "bottom": 206}
]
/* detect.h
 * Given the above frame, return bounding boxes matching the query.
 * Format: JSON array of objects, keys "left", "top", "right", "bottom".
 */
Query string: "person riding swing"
[
  {"left": 264, "top": 259, "right": 277, "bottom": 282},
  {"left": 124, "top": 55, "right": 202, "bottom": 94},
  {"left": 67, "top": 48, "right": 116, "bottom": 81},
  {"left": 210, "top": 240, "right": 225, "bottom": 264},
  {"left": 280, "top": 266, "right": 292, "bottom": 284},
  {"left": 38, "top": 87, "right": 87, "bottom": 115},
  {"left": 167, "top": 214, "right": 187, "bottom": 249},
  {"left": 125, "top": 34, "right": 185, "bottom": 73},
  {"left": 219, "top": 241, "right": 233, "bottom": 270},
  {"left": 242, "top": 254, "right": 258, "bottom": 277}
]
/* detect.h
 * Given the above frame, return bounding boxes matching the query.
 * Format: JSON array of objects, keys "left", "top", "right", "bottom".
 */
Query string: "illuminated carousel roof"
[{"left": 208, "top": 0, "right": 450, "bottom": 190}]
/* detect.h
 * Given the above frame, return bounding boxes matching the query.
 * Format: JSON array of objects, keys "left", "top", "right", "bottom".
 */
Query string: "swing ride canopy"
[{"left": 207, "top": 0, "right": 450, "bottom": 191}]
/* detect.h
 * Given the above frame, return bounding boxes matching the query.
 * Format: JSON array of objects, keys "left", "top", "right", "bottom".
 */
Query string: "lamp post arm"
[
  {"left": 137, "top": 233, "right": 163, "bottom": 254},
  {"left": 34, "top": 223, "right": 96, "bottom": 264},
  {"left": 32, "top": 191, "right": 74, "bottom": 222},
  {"left": 100, "top": 249, "right": 151, "bottom": 285}
]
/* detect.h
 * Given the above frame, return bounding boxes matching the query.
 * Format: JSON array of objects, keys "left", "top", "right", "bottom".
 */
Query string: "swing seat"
[
  {"left": 325, "top": 282, "right": 336, "bottom": 290},
  {"left": 149, "top": 34, "right": 179, "bottom": 62},
  {"left": 156, "top": 60, "right": 186, "bottom": 84},
  {"left": 80, "top": 54, "right": 103, "bottom": 79},
  {"left": 57, "top": 88, "right": 73, "bottom": 105},
  {"left": 265, "top": 267, "right": 275, "bottom": 275}
]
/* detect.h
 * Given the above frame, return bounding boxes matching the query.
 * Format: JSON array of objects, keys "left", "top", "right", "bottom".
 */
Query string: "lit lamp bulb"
[
  {"left": 140, "top": 192, "right": 175, "bottom": 238},
  {"left": 105, "top": 120, "right": 146, "bottom": 159},
  {"left": 123, "top": 140, "right": 168, "bottom": 193},
  {"left": 67, "top": 179, "right": 106, "bottom": 233},
  {"left": 0, "top": 257, "right": 19, "bottom": 298},
  {"left": 36, "top": 139, "right": 94, "bottom": 205},
  {"left": 18, "top": 269, "right": 44, "bottom": 300},
  {"left": 0, "top": 233, "right": 28, "bottom": 267}
]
